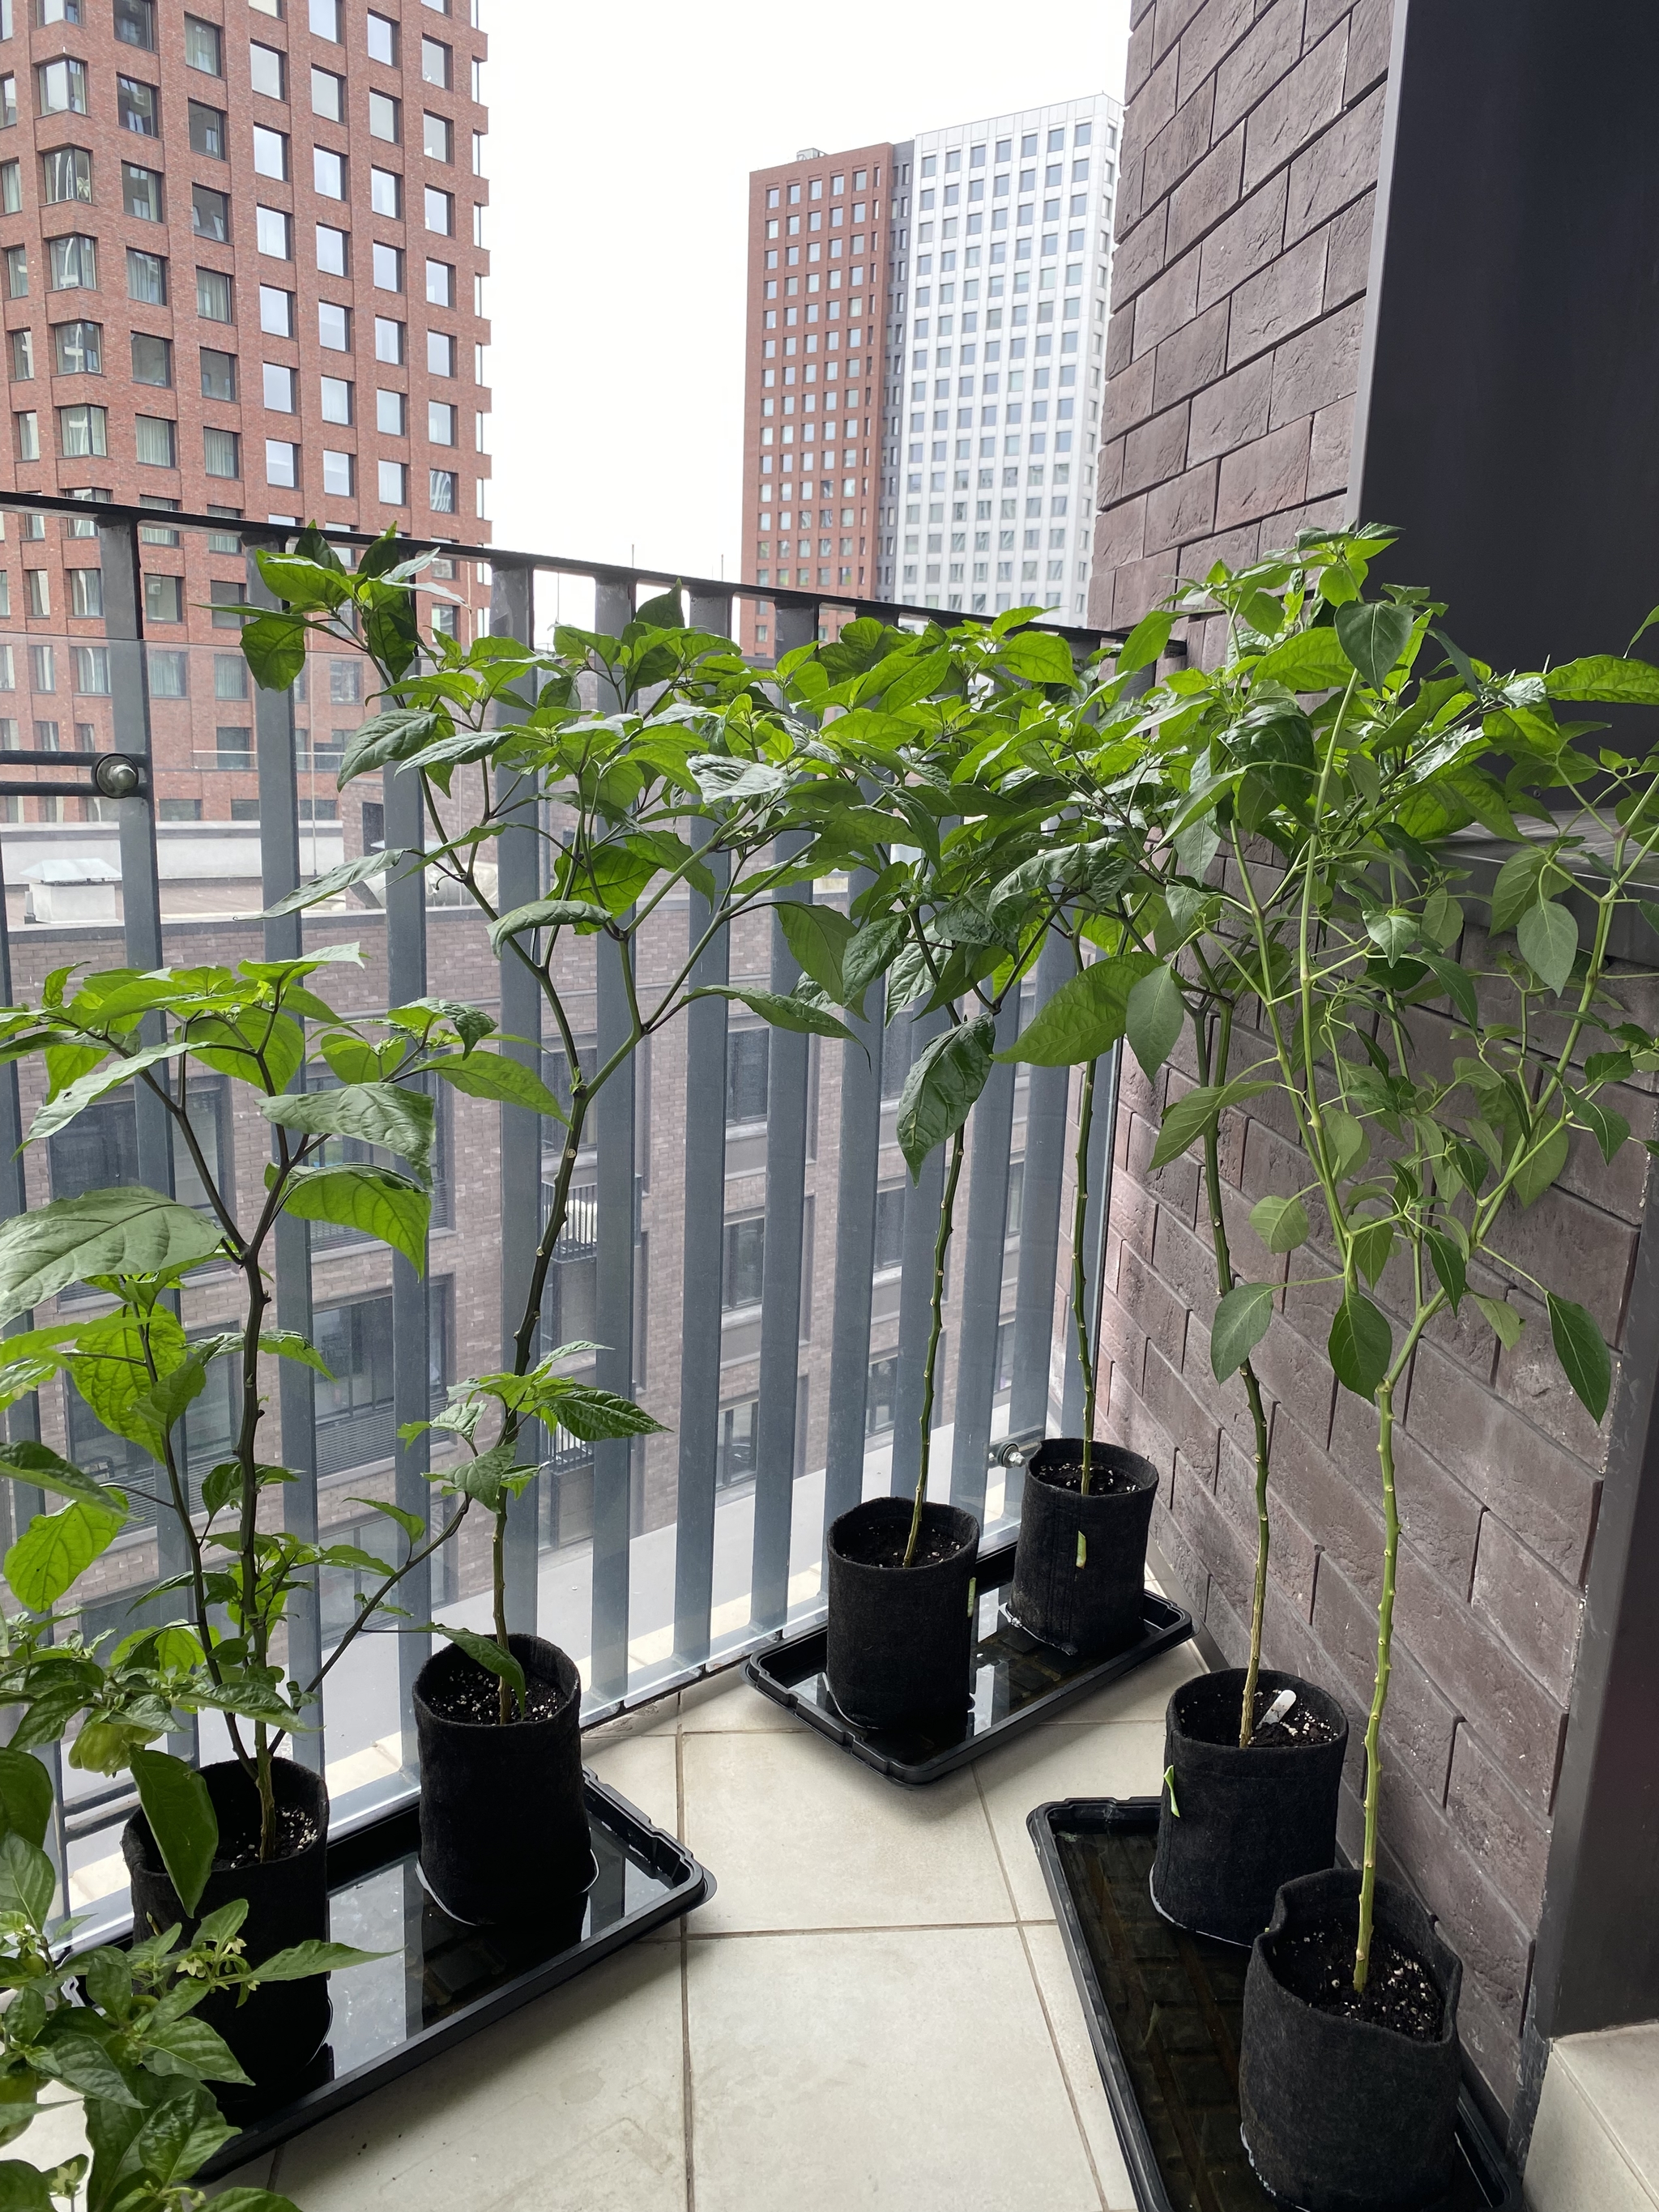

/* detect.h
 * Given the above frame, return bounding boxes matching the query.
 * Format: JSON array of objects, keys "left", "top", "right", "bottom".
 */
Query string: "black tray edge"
[
  {"left": 1026, "top": 1796, "right": 1523, "bottom": 2212},
  {"left": 192, "top": 1771, "right": 714, "bottom": 2180},
  {"left": 743, "top": 1537, "right": 1194, "bottom": 1786}
]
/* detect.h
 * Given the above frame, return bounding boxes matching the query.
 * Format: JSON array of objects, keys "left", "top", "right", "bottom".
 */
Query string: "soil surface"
[
  {"left": 215, "top": 1805, "right": 322, "bottom": 1869},
  {"left": 1180, "top": 1676, "right": 1342, "bottom": 1750},
  {"left": 424, "top": 1661, "right": 570, "bottom": 1727},
  {"left": 1272, "top": 1917, "right": 1445, "bottom": 2042},
  {"left": 1032, "top": 1446, "right": 1152, "bottom": 1498},
  {"left": 835, "top": 1518, "right": 967, "bottom": 1571}
]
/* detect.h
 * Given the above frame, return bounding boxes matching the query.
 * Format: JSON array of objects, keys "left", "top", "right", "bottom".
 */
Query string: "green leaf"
[
  {"left": 1418, "top": 950, "right": 1478, "bottom": 1027},
  {"left": 1543, "top": 654, "right": 1659, "bottom": 704},
  {"left": 1328, "top": 1289, "right": 1392, "bottom": 1400},
  {"left": 998, "top": 629, "right": 1077, "bottom": 686},
  {"left": 258, "top": 1329, "right": 334, "bottom": 1379},
  {"left": 1571, "top": 1091, "right": 1631, "bottom": 1166},
  {"left": 1423, "top": 1229, "right": 1466, "bottom": 1311},
  {"left": 208, "top": 2193, "right": 306, "bottom": 2212},
  {"left": 777, "top": 902, "right": 857, "bottom": 998},
  {"left": 140, "top": 2014, "right": 249, "bottom": 2086},
  {"left": 1516, "top": 900, "right": 1578, "bottom": 994},
  {"left": 632, "top": 585, "right": 684, "bottom": 630},
  {"left": 996, "top": 953, "right": 1159, "bottom": 1067},
  {"left": 1249, "top": 1194, "right": 1309, "bottom": 1253},
  {"left": 895, "top": 1018, "right": 995, "bottom": 1181},
  {"left": 0, "top": 1750, "right": 52, "bottom": 1851},
  {"left": 262, "top": 1081, "right": 435, "bottom": 1182},
  {"left": 1335, "top": 600, "right": 1414, "bottom": 689},
  {"left": 1254, "top": 626, "right": 1355, "bottom": 692},
  {"left": 0, "top": 1438, "right": 126, "bottom": 1512},
  {"left": 6, "top": 1496, "right": 126, "bottom": 1611},
  {"left": 249, "top": 1939, "right": 390, "bottom": 1984},
  {"left": 1210, "top": 1283, "right": 1274, "bottom": 1382},
  {"left": 1324, "top": 1108, "right": 1369, "bottom": 1178},
  {"left": 1490, "top": 846, "right": 1558, "bottom": 934},
  {"left": 1115, "top": 607, "right": 1175, "bottom": 676},
  {"left": 0, "top": 1189, "right": 222, "bottom": 1327},
  {"left": 130, "top": 1750, "right": 218, "bottom": 1918},
  {"left": 1513, "top": 1119, "right": 1570, "bottom": 1208},
  {"left": 264, "top": 849, "right": 412, "bottom": 918},
  {"left": 0, "top": 2163, "right": 50, "bottom": 2212},
  {"left": 1364, "top": 909, "right": 1418, "bottom": 962},
  {"left": 427, "top": 1050, "right": 567, "bottom": 1121},
  {"left": 1350, "top": 1217, "right": 1395, "bottom": 1288},
  {"left": 240, "top": 610, "right": 310, "bottom": 692},
  {"left": 337, "top": 707, "right": 448, "bottom": 788},
  {"left": 1147, "top": 1079, "right": 1273, "bottom": 1172},
  {"left": 24, "top": 1038, "right": 185, "bottom": 1148},
  {"left": 280, "top": 1164, "right": 429, "bottom": 1271},
  {"left": 487, "top": 897, "right": 612, "bottom": 950},
  {"left": 689, "top": 986, "right": 858, "bottom": 1045},
  {"left": 1471, "top": 1293, "right": 1525, "bottom": 1349},
  {"left": 428, "top": 1622, "right": 526, "bottom": 1703},
  {"left": 535, "top": 1383, "right": 665, "bottom": 1443},
  {"left": 1124, "top": 965, "right": 1184, "bottom": 1082},
  {"left": 1547, "top": 1294, "right": 1610, "bottom": 1421},
  {"left": 0, "top": 1833, "right": 53, "bottom": 1931},
  {"left": 1421, "top": 889, "right": 1465, "bottom": 949}
]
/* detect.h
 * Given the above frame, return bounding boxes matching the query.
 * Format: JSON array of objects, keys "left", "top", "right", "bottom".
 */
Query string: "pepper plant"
[{"left": 1120, "top": 526, "right": 1659, "bottom": 1988}]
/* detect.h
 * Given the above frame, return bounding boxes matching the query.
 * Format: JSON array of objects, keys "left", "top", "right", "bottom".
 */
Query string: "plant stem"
[
  {"left": 903, "top": 1122, "right": 966, "bottom": 1568},
  {"left": 1355, "top": 1370, "right": 1401, "bottom": 1995},
  {"left": 492, "top": 1502, "right": 518, "bottom": 1725},
  {"left": 1071, "top": 1057, "right": 1098, "bottom": 1492}
]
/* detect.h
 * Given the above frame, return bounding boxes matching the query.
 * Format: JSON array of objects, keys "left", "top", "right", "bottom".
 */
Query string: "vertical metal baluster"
[
  {"left": 748, "top": 833, "right": 811, "bottom": 1630},
  {"left": 1060, "top": 1046, "right": 1119, "bottom": 1438},
  {"left": 889, "top": 1005, "right": 946, "bottom": 1506},
  {"left": 686, "top": 587, "right": 734, "bottom": 641},
  {"left": 947, "top": 996, "right": 1018, "bottom": 1524},
  {"left": 588, "top": 575, "right": 636, "bottom": 1702},
  {"left": 488, "top": 562, "right": 542, "bottom": 1634},
  {"left": 245, "top": 539, "right": 322, "bottom": 1764},
  {"left": 104, "top": 518, "right": 198, "bottom": 1766},
  {"left": 1007, "top": 931, "right": 1074, "bottom": 1498},
  {"left": 671, "top": 840, "right": 727, "bottom": 1667},
  {"left": 382, "top": 753, "right": 430, "bottom": 1764},
  {"left": 821, "top": 870, "right": 883, "bottom": 1536}
]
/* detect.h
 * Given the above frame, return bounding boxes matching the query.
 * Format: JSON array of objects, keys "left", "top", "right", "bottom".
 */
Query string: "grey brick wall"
[{"left": 1090, "top": 0, "right": 1392, "bottom": 630}]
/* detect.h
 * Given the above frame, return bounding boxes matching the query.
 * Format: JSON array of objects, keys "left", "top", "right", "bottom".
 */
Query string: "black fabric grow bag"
[
  {"left": 123, "top": 1755, "right": 331, "bottom": 2088},
  {"left": 1239, "top": 1866, "right": 1463, "bottom": 2212},
  {"left": 413, "top": 1632, "right": 591, "bottom": 1927},
  {"left": 1151, "top": 1666, "right": 1349, "bottom": 1945},
  {"left": 825, "top": 1498, "right": 979, "bottom": 1729},
  {"left": 1009, "top": 1438, "right": 1157, "bottom": 1655}
]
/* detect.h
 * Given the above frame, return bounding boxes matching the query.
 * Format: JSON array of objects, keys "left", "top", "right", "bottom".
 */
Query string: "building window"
[
  {"left": 137, "top": 492, "right": 180, "bottom": 544},
  {"left": 429, "top": 467, "right": 455, "bottom": 511},
  {"left": 722, "top": 1217, "right": 764, "bottom": 1309},
  {"left": 4, "top": 245, "right": 26, "bottom": 297},
  {"left": 373, "top": 317, "right": 404, "bottom": 364},
  {"left": 114, "top": 0, "right": 156, "bottom": 46},
  {"left": 428, "top": 399, "right": 455, "bottom": 444},
  {"left": 255, "top": 205, "right": 289, "bottom": 258},
  {"left": 318, "top": 300, "right": 349, "bottom": 350},
  {"left": 252, "top": 126, "right": 288, "bottom": 180},
  {"left": 423, "top": 112, "right": 450, "bottom": 162},
  {"left": 262, "top": 361, "right": 294, "bottom": 409},
  {"left": 183, "top": 15, "right": 221, "bottom": 72},
  {"left": 316, "top": 224, "right": 348, "bottom": 275},
  {"left": 313, "top": 146, "right": 346, "bottom": 199},
  {"left": 71, "top": 644, "right": 109, "bottom": 691},
  {"left": 377, "top": 457, "right": 405, "bottom": 504},
  {"left": 427, "top": 329, "right": 455, "bottom": 377},
  {"left": 126, "top": 248, "right": 164, "bottom": 304},
  {"left": 265, "top": 438, "right": 298, "bottom": 488},
  {"left": 200, "top": 346, "right": 236, "bottom": 400},
  {"left": 371, "top": 241, "right": 402, "bottom": 292},
  {"left": 134, "top": 414, "right": 174, "bottom": 467},
  {"left": 375, "top": 387, "right": 404, "bottom": 433},
  {"left": 370, "top": 166, "right": 400, "bottom": 217},
  {"left": 320, "top": 375, "right": 352, "bottom": 424},
  {"left": 203, "top": 424, "right": 239, "bottom": 478},
  {"left": 116, "top": 76, "right": 158, "bottom": 134},
  {"left": 310, "top": 0, "right": 340, "bottom": 39},
  {"left": 142, "top": 573, "right": 181, "bottom": 623},
  {"left": 122, "top": 163, "right": 161, "bottom": 220},
  {"left": 424, "top": 259, "right": 454, "bottom": 306},
  {"left": 715, "top": 1400, "right": 757, "bottom": 1489},
  {"left": 424, "top": 185, "right": 453, "bottom": 236},
  {"left": 210, "top": 584, "right": 245, "bottom": 631},
  {"left": 41, "top": 146, "right": 89, "bottom": 203},
  {"left": 311, "top": 66, "right": 343, "bottom": 121},
  {"left": 57, "top": 402, "right": 106, "bottom": 456},
  {"left": 36, "top": 59, "right": 87, "bottom": 117},
  {"left": 51, "top": 318, "right": 100, "bottom": 373},
  {"left": 249, "top": 43, "right": 284, "bottom": 100},
  {"left": 420, "top": 36, "right": 450, "bottom": 87},
  {"left": 213, "top": 649, "right": 247, "bottom": 698},
  {"left": 130, "top": 332, "right": 171, "bottom": 385},
  {"left": 187, "top": 100, "right": 224, "bottom": 158},
  {"left": 198, "top": 267, "right": 235, "bottom": 322},
  {"left": 8, "top": 330, "right": 30, "bottom": 378},
  {"left": 322, "top": 449, "right": 352, "bottom": 497},
  {"left": 726, "top": 1028, "right": 769, "bottom": 1123},
  {"left": 866, "top": 1354, "right": 898, "bottom": 1434},
  {"left": 194, "top": 184, "right": 230, "bottom": 242},
  {"left": 12, "top": 410, "right": 38, "bottom": 461},
  {"left": 873, "top": 1184, "right": 906, "bottom": 1271},
  {"left": 258, "top": 286, "right": 292, "bottom": 335},
  {"left": 147, "top": 647, "right": 187, "bottom": 695},
  {"left": 47, "top": 233, "right": 96, "bottom": 289},
  {"left": 368, "top": 89, "right": 399, "bottom": 142}
]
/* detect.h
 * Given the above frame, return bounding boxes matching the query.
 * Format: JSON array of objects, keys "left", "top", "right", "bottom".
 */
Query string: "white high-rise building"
[{"left": 877, "top": 94, "right": 1122, "bottom": 620}]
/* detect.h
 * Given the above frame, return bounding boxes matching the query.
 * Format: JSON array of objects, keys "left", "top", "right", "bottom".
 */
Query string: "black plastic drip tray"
[
  {"left": 745, "top": 1536, "right": 1192, "bottom": 1785},
  {"left": 1028, "top": 1799, "right": 1520, "bottom": 2212},
  {"left": 165, "top": 1773, "right": 714, "bottom": 2177}
]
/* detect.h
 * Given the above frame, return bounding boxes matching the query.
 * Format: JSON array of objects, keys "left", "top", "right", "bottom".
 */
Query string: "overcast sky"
[{"left": 483, "top": 0, "right": 1132, "bottom": 585}]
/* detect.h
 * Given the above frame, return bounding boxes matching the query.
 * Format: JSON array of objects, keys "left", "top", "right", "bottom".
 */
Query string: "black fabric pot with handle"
[
  {"left": 825, "top": 1498, "right": 979, "bottom": 1729},
  {"left": 413, "top": 1631, "right": 592, "bottom": 1926},
  {"left": 1239, "top": 1866, "right": 1463, "bottom": 2212},
  {"left": 122, "top": 1755, "right": 331, "bottom": 2090},
  {"left": 1008, "top": 1438, "right": 1157, "bottom": 1655},
  {"left": 1151, "top": 1667, "right": 1349, "bottom": 1946}
]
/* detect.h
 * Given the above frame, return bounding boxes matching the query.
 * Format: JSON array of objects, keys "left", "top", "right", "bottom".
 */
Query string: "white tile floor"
[{"left": 203, "top": 1638, "right": 1206, "bottom": 2212}]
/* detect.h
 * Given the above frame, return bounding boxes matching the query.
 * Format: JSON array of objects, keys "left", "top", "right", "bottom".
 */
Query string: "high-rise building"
[
  {"left": 0, "top": 0, "right": 492, "bottom": 826},
  {"left": 740, "top": 93, "right": 1121, "bottom": 640}
]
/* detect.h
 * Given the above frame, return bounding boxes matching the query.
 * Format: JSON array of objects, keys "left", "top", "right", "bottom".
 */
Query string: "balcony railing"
[{"left": 0, "top": 489, "right": 1124, "bottom": 1908}]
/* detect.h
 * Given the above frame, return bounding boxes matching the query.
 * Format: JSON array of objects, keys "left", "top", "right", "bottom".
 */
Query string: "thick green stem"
[
  {"left": 492, "top": 1504, "right": 521, "bottom": 1724},
  {"left": 1072, "top": 1058, "right": 1098, "bottom": 1492},
  {"left": 1355, "top": 1374, "right": 1401, "bottom": 1994},
  {"left": 903, "top": 1123, "right": 966, "bottom": 1568}
]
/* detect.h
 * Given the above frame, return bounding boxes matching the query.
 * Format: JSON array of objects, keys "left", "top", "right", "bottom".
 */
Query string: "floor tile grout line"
[
  {"left": 1556, "top": 2061, "right": 1659, "bottom": 2211},
  {"left": 1016, "top": 1916, "right": 1110, "bottom": 2212},
  {"left": 683, "top": 1916, "right": 1055, "bottom": 1939},
  {"left": 676, "top": 1717, "right": 697, "bottom": 2212},
  {"left": 972, "top": 1754, "right": 1025, "bottom": 1924}
]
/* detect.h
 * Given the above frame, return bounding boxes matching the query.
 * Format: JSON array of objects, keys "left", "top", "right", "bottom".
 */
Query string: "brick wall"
[
  {"left": 1099, "top": 860, "right": 1650, "bottom": 2118},
  {"left": 1089, "top": 0, "right": 1392, "bottom": 633}
]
